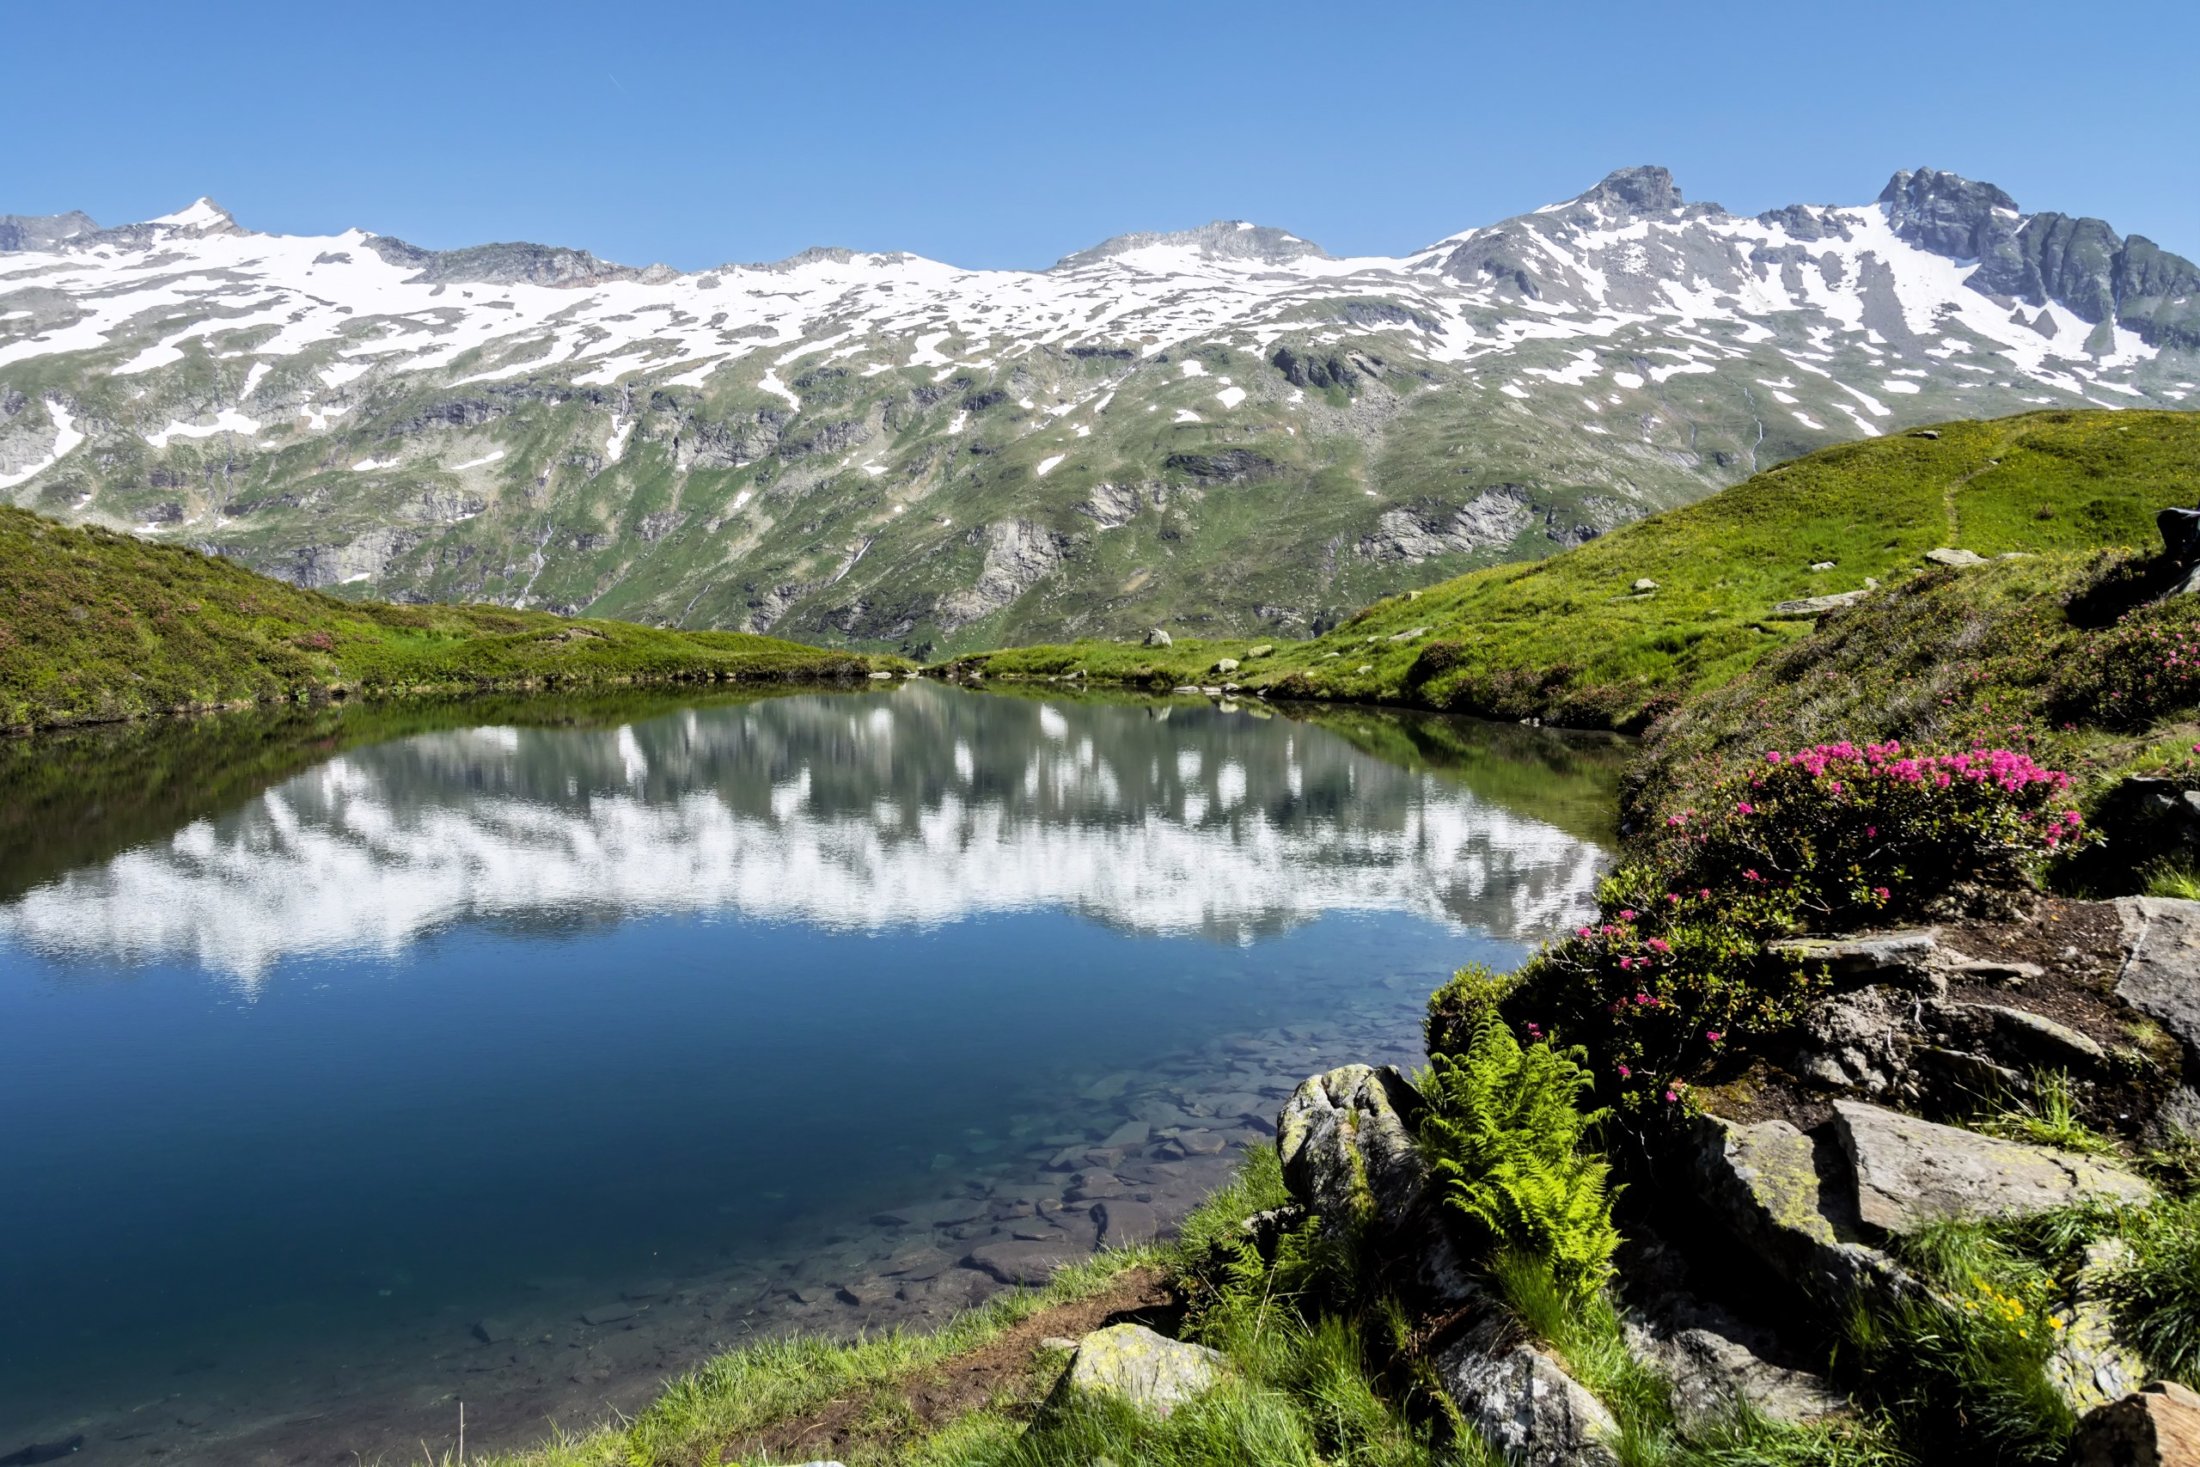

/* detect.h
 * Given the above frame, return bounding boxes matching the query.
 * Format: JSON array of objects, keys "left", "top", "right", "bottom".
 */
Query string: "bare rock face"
[
  {"left": 937, "top": 518, "right": 1069, "bottom": 630},
  {"left": 1063, "top": 1323, "right": 1228, "bottom": 1420},
  {"left": 1684, "top": 1112, "right": 1902, "bottom": 1300},
  {"left": 1831, "top": 1100, "right": 2152, "bottom": 1236},
  {"left": 2118, "top": 897, "right": 2200, "bottom": 1059},
  {"left": 2048, "top": 1240, "right": 2149, "bottom": 1416},
  {"left": 1623, "top": 1313, "right": 1847, "bottom": 1428},
  {"left": 1436, "top": 1335, "right": 1620, "bottom": 1467},
  {"left": 2070, "top": 1380, "right": 2200, "bottom": 1467}
]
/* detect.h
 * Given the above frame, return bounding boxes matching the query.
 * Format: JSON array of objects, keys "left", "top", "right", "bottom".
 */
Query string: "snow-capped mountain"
[{"left": 1, "top": 166, "right": 2194, "bottom": 651}]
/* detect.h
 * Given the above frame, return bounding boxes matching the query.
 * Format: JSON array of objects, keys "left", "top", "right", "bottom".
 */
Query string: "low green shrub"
[
  {"left": 2053, "top": 595, "right": 2200, "bottom": 730},
  {"left": 1418, "top": 1013, "right": 1620, "bottom": 1301}
]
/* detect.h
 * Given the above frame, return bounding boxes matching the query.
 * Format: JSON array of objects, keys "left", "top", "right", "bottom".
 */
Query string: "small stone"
[
  {"left": 1924, "top": 546, "right": 1986, "bottom": 567},
  {"left": 1213, "top": 657, "right": 1239, "bottom": 674},
  {"left": 1143, "top": 628, "right": 1172, "bottom": 648},
  {"left": 1809, "top": 560, "right": 1837, "bottom": 571},
  {"left": 579, "top": 1302, "right": 635, "bottom": 1326},
  {"left": 1040, "top": 1335, "right": 1080, "bottom": 1352},
  {"left": 472, "top": 1317, "right": 517, "bottom": 1345},
  {"left": 1064, "top": 1323, "right": 1228, "bottom": 1419},
  {"left": 1631, "top": 578, "right": 1659, "bottom": 592},
  {"left": 1246, "top": 644, "right": 1274, "bottom": 658}
]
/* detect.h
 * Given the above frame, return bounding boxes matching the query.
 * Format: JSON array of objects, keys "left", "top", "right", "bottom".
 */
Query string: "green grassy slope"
[
  {"left": 0, "top": 508, "right": 892, "bottom": 732},
  {"left": 947, "top": 410, "right": 2200, "bottom": 729}
]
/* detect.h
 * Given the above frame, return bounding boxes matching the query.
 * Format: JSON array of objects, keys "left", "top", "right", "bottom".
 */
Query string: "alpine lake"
[{"left": 0, "top": 681, "right": 1626, "bottom": 1464}]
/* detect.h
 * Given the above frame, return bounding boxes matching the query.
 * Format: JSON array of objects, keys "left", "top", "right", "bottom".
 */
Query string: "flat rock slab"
[
  {"left": 2118, "top": 897, "right": 2200, "bottom": 1056},
  {"left": 1833, "top": 1100, "right": 2152, "bottom": 1236},
  {"left": 1066, "top": 1322, "right": 1227, "bottom": 1419}
]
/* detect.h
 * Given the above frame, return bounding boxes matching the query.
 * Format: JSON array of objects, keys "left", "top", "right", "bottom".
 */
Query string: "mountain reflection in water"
[{"left": 2, "top": 683, "right": 1622, "bottom": 984}]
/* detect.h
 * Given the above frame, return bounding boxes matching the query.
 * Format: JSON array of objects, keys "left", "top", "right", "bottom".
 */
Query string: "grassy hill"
[
  {"left": 0, "top": 508, "right": 892, "bottom": 732},
  {"left": 948, "top": 410, "right": 2200, "bottom": 730}
]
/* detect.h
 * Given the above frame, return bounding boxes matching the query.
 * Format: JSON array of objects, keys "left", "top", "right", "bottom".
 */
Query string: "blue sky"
[{"left": 8, "top": 0, "right": 2195, "bottom": 271}]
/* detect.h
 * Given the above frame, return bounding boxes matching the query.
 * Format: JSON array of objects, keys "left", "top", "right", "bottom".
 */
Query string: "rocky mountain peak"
[
  {"left": 1052, "top": 220, "right": 1327, "bottom": 272},
  {"left": 0, "top": 209, "right": 99, "bottom": 252},
  {"left": 147, "top": 198, "right": 243, "bottom": 236},
  {"left": 1877, "top": 167, "right": 2020, "bottom": 258},
  {"left": 1574, "top": 165, "right": 1684, "bottom": 217}
]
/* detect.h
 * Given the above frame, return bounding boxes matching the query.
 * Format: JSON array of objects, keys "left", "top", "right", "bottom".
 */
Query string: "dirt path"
[{"left": 728, "top": 1267, "right": 1175, "bottom": 1465}]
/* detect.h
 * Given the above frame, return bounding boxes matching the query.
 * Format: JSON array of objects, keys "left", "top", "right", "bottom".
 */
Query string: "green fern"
[{"left": 1417, "top": 1012, "right": 1621, "bottom": 1300}]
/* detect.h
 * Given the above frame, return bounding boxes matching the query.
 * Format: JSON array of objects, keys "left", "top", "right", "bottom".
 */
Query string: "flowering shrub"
[
  {"left": 2055, "top": 601, "right": 2200, "bottom": 730},
  {"left": 1651, "top": 741, "right": 2085, "bottom": 928},
  {"left": 1499, "top": 864, "right": 1818, "bottom": 1112},
  {"left": 1459, "top": 739, "right": 2087, "bottom": 1110}
]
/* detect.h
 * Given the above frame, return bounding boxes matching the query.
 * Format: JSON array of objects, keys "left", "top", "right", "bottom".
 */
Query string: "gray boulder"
[
  {"left": 1925, "top": 547, "right": 1986, "bottom": 567},
  {"left": 1064, "top": 1323, "right": 1227, "bottom": 1419},
  {"left": 1273, "top": 1065, "right": 1476, "bottom": 1308},
  {"left": 2048, "top": 1240, "right": 2148, "bottom": 1416},
  {"left": 1833, "top": 1100, "right": 2152, "bottom": 1236},
  {"left": 1276, "top": 1065, "right": 1426, "bottom": 1221},
  {"left": 1143, "top": 628, "right": 1173, "bottom": 648},
  {"left": 1623, "top": 1313, "right": 1848, "bottom": 1428},
  {"left": 1437, "top": 1334, "right": 1619, "bottom": 1467}
]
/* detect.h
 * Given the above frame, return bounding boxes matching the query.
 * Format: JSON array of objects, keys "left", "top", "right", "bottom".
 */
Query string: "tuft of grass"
[
  {"left": 2107, "top": 1194, "right": 2200, "bottom": 1386},
  {"left": 1979, "top": 1071, "right": 2119, "bottom": 1156},
  {"left": 2144, "top": 858, "right": 2200, "bottom": 900},
  {"left": 1843, "top": 1220, "right": 2074, "bottom": 1464}
]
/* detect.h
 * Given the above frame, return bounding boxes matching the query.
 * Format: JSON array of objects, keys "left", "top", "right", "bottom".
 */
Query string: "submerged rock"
[{"left": 1064, "top": 1323, "right": 1228, "bottom": 1419}]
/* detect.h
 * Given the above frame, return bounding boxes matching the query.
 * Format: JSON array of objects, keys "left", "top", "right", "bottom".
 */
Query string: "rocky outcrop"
[
  {"left": 1358, "top": 490, "right": 1536, "bottom": 564},
  {"left": 1274, "top": 1065, "right": 1474, "bottom": 1310},
  {"left": 1685, "top": 1112, "right": 1901, "bottom": 1300},
  {"left": 936, "top": 519, "right": 1069, "bottom": 630},
  {"left": 1623, "top": 1305, "right": 1845, "bottom": 1428},
  {"left": 1062, "top": 1323, "right": 1228, "bottom": 1419},
  {"left": 2117, "top": 897, "right": 2200, "bottom": 1060}
]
